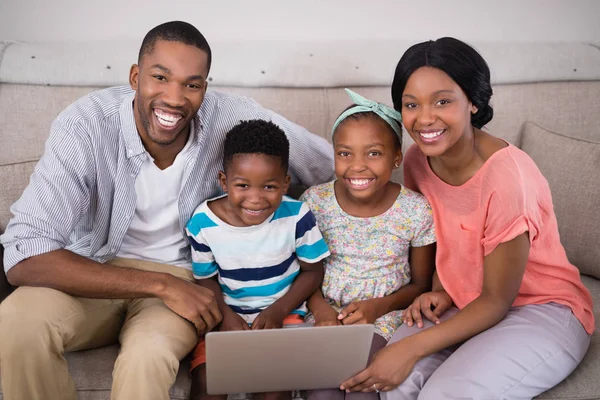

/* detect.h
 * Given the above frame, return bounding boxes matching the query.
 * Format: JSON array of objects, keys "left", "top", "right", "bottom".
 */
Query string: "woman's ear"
[
  {"left": 217, "top": 170, "right": 228, "bottom": 192},
  {"left": 471, "top": 105, "right": 478, "bottom": 114}
]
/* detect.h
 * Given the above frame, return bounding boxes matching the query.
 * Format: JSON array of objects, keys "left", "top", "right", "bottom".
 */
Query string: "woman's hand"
[
  {"left": 403, "top": 291, "right": 452, "bottom": 328},
  {"left": 313, "top": 304, "right": 343, "bottom": 327},
  {"left": 341, "top": 337, "right": 420, "bottom": 393},
  {"left": 338, "top": 299, "right": 382, "bottom": 325}
]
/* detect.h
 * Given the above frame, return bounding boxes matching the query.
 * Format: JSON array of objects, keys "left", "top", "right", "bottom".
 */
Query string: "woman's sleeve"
[{"left": 481, "top": 172, "right": 538, "bottom": 257}]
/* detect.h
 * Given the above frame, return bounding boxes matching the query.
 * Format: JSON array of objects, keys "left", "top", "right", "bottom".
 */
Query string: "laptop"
[{"left": 205, "top": 324, "right": 374, "bottom": 394}]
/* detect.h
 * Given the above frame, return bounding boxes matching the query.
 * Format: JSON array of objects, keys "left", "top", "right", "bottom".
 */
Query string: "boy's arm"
[
  {"left": 197, "top": 276, "right": 250, "bottom": 332},
  {"left": 251, "top": 260, "right": 324, "bottom": 329}
]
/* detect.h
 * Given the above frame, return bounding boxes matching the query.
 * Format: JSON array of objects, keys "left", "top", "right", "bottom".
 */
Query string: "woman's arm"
[
  {"left": 410, "top": 233, "right": 529, "bottom": 357},
  {"left": 341, "top": 232, "right": 530, "bottom": 392}
]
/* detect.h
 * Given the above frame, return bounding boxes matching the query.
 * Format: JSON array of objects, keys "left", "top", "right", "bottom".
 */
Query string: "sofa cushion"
[
  {"left": 520, "top": 122, "right": 600, "bottom": 279},
  {"left": 0, "top": 161, "right": 37, "bottom": 232}
]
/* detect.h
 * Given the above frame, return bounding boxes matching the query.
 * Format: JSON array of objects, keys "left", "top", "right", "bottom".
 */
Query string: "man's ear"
[
  {"left": 217, "top": 170, "right": 228, "bottom": 192},
  {"left": 283, "top": 174, "right": 292, "bottom": 194},
  {"left": 129, "top": 64, "right": 139, "bottom": 91}
]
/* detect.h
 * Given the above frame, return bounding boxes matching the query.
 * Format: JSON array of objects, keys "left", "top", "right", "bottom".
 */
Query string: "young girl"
[
  {"left": 300, "top": 89, "right": 437, "bottom": 399},
  {"left": 340, "top": 38, "right": 594, "bottom": 399}
]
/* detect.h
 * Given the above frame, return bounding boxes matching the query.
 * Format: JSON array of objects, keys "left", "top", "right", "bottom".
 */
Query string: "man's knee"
[
  {"left": 115, "top": 332, "right": 187, "bottom": 374},
  {"left": 0, "top": 289, "right": 65, "bottom": 356}
]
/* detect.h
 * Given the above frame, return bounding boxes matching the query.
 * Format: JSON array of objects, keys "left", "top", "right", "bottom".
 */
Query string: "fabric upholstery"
[
  {"left": 521, "top": 122, "right": 600, "bottom": 279},
  {"left": 1, "top": 79, "right": 599, "bottom": 399}
]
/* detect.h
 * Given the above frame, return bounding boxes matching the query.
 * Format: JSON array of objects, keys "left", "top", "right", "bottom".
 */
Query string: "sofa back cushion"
[{"left": 520, "top": 122, "right": 600, "bottom": 278}]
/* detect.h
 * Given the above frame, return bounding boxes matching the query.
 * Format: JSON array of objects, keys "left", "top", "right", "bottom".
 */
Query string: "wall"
[{"left": 1, "top": 0, "right": 600, "bottom": 44}]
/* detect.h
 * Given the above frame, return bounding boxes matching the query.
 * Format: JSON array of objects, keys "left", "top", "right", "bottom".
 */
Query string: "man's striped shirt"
[{"left": 1, "top": 86, "right": 334, "bottom": 272}]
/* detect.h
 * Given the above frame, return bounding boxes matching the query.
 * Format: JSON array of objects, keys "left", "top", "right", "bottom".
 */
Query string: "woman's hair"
[{"left": 391, "top": 37, "right": 493, "bottom": 129}]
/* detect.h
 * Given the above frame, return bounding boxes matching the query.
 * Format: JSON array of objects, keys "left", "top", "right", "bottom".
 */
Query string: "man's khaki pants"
[{"left": 0, "top": 258, "right": 198, "bottom": 400}]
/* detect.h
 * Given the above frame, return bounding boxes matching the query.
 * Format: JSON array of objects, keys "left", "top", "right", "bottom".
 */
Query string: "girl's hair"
[
  {"left": 333, "top": 107, "right": 402, "bottom": 150},
  {"left": 391, "top": 37, "right": 493, "bottom": 129}
]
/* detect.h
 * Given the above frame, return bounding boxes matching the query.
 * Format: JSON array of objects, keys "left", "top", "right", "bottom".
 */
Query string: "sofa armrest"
[{"left": 0, "top": 244, "right": 13, "bottom": 302}]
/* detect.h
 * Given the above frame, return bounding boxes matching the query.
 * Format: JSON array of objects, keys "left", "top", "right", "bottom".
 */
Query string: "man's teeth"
[
  {"left": 154, "top": 110, "right": 182, "bottom": 127},
  {"left": 420, "top": 130, "right": 444, "bottom": 139},
  {"left": 350, "top": 179, "right": 371, "bottom": 186}
]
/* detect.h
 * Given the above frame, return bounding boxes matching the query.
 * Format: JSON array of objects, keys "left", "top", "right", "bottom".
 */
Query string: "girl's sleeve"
[
  {"left": 185, "top": 212, "right": 218, "bottom": 279},
  {"left": 411, "top": 197, "right": 437, "bottom": 247},
  {"left": 295, "top": 202, "right": 330, "bottom": 263}
]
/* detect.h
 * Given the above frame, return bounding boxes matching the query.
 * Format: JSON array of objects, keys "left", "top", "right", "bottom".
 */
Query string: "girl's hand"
[
  {"left": 220, "top": 309, "right": 250, "bottom": 332},
  {"left": 338, "top": 299, "right": 381, "bottom": 325},
  {"left": 402, "top": 291, "right": 452, "bottom": 328},
  {"left": 341, "top": 337, "right": 419, "bottom": 393},
  {"left": 252, "top": 306, "right": 286, "bottom": 330},
  {"left": 314, "top": 304, "right": 343, "bottom": 327}
]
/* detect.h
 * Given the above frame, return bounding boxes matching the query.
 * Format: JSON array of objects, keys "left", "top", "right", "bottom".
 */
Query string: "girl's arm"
[
  {"left": 338, "top": 243, "right": 435, "bottom": 324},
  {"left": 308, "top": 287, "right": 341, "bottom": 326},
  {"left": 374, "top": 243, "right": 436, "bottom": 315}
]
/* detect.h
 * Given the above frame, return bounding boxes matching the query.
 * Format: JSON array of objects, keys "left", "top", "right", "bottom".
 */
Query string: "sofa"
[{"left": 0, "top": 39, "right": 599, "bottom": 399}]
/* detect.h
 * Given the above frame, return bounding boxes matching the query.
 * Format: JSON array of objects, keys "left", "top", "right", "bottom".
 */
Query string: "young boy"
[{"left": 186, "top": 119, "right": 329, "bottom": 400}]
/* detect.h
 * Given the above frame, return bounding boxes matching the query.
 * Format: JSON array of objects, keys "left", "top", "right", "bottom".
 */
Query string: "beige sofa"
[{"left": 0, "top": 40, "right": 599, "bottom": 399}]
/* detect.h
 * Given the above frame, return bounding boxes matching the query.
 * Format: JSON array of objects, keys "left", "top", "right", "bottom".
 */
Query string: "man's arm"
[
  {"left": 2, "top": 117, "right": 221, "bottom": 332},
  {"left": 7, "top": 250, "right": 221, "bottom": 333},
  {"left": 263, "top": 109, "right": 335, "bottom": 186}
]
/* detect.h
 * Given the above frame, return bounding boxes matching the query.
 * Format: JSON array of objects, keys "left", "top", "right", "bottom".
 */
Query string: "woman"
[{"left": 340, "top": 37, "right": 594, "bottom": 399}]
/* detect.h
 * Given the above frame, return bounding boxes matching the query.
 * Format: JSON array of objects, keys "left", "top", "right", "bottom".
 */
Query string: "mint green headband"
[{"left": 331, "top": 88, "right": 403, "bottom": 139}]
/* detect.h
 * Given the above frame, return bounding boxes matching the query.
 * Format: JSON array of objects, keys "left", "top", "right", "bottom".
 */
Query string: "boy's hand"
[
  {"left": 338, "top": 299, "right": 382, "bottom": 325},
  {"left": 313, "top": 304, "right": 343, "bottom": 327},
  {"left": 252, "top": 306, "right": 287, "bottom": 330},
  {"left": 220, "top": 309, "right": 250, "bottom": 332}
]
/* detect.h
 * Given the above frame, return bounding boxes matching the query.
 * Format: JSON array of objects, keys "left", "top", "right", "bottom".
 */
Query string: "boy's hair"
[
  {"left": 223, "top": 120, "right": 290, "bottom": 173},
  {"left": 392, "top": 37, "right": 493, "bottom": 129},
  {"left": 138, "top": 21, "right": 212, "bottom": 73},
  {"left": 334, "top": 106, "right": 402, "bottom": 150}
]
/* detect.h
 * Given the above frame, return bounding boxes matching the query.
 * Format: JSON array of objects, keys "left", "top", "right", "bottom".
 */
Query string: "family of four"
[{"left": 0, "top": 21, "right": 594, "bottom": 400}]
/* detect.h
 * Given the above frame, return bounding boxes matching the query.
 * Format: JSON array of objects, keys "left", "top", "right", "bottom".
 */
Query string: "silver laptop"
[{"left": 205, "top": 324, "right": 374, "bottom": 394}]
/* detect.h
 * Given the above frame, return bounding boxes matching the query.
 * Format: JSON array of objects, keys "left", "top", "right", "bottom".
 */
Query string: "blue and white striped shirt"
[
  {"left": 1, "top": 86, "right": 334, "bottom": 272},
  {"left": 186, "top": 196, "right": 330, "bottom": 319}
]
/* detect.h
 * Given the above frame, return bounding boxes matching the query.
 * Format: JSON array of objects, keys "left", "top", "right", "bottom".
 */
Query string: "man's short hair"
[
  {"left": 138, "top": 21, "right": 212, "bottom": 73},
  {"left": 223, "top": 120, "right": 290, "bottom": 173}
]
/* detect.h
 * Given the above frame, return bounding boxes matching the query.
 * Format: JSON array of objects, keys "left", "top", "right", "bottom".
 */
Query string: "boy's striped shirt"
[{"left": 186, "top": 195, "right": 329, "bottom": 320}]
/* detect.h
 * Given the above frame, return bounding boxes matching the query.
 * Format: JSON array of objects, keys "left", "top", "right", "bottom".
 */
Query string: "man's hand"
[
  {"left": 338, "top": 299, "right": 381, "bottom": 325},
  {"left": 251, "top": 305, "right": 287, "bottom": 330},
  {"left": 220, "top": 309, "right": 251, "bottom": 332},
  {"left": 159, "top": 276, "right": 222, "bottom": 335}
]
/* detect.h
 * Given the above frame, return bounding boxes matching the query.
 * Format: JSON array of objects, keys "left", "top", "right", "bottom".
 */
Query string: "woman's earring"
[{"left": 394, "top": 163, "right": 400, "bottom": 168}]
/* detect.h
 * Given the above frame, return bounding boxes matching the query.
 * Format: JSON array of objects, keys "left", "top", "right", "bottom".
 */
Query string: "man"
[{"left": 0, "top": 21, "right": 334, "bottom": 400}]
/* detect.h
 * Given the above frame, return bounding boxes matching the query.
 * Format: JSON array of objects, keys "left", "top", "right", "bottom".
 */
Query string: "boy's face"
[{"left": 218, "top": 154, "right": 290, "bottom": 227}]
